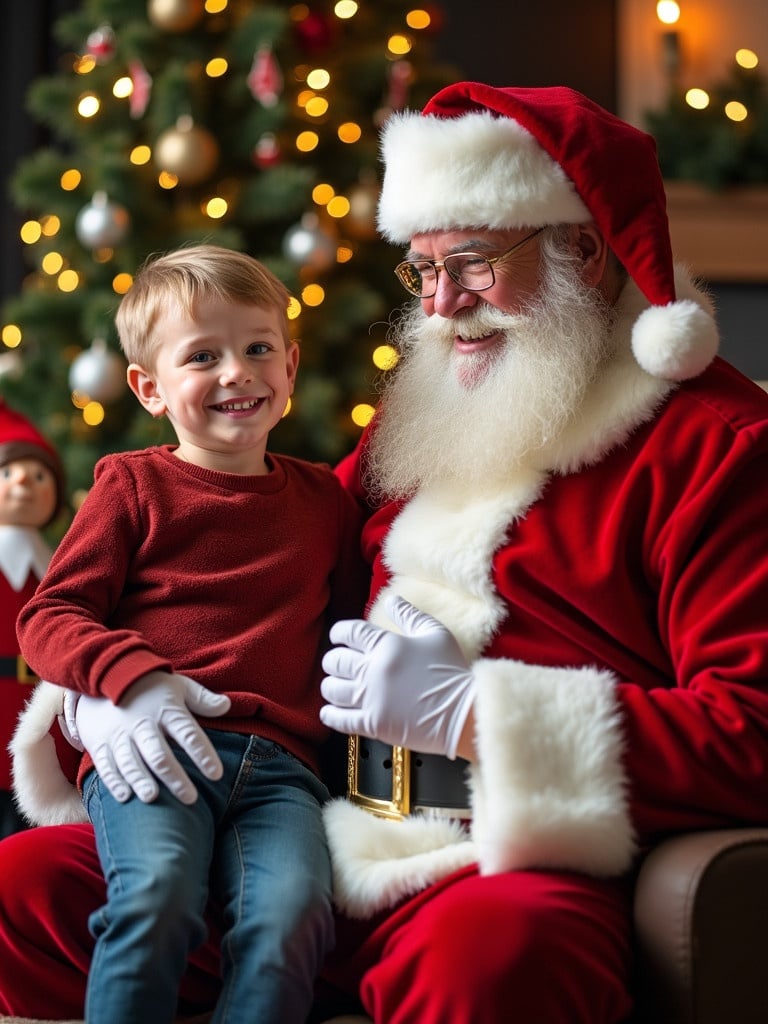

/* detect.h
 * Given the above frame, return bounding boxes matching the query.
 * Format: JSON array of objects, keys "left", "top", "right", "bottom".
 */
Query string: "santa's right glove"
[
  {"left": 320, "top": 595, "right": 475, "bottom": 760},
  {"left": 67, "top": 671, "right": 231, "bottom": 804}
]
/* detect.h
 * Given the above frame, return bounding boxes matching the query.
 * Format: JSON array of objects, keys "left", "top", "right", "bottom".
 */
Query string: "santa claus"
[{"left": 2, "top": 83, "right": 768, "bottom": 1024}]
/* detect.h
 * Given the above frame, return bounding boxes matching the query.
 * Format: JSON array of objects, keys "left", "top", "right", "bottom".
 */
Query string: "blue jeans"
[{"left": 83, "top": 729, "right": 334, "bottom": 1024}]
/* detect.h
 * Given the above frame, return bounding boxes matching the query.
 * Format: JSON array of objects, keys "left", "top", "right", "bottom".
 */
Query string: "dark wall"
[{"left": 434, "top": 0, "right": 618, "bottom": 111}]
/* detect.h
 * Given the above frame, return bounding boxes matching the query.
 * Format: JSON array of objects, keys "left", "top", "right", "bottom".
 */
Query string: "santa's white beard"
[{"left": 365, "top": 251, "right": 617, "bottom": 500}]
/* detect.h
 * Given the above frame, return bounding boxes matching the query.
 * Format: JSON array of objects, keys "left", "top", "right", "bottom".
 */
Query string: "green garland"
[{"left": 645, "top": 62, "right": 768, "bottom": 189}]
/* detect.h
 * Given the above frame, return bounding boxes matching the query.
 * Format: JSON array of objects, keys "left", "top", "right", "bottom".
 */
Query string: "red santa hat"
[
  {"left": 0, "top": 399, "right": 65, "bottom": 523},
  {"left": 377, "top": 82, "right": 718, "bottom": 381}
]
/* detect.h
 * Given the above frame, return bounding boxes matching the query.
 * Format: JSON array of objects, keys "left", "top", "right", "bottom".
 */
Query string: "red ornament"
[
  {"left": 247, "top": 46, "right": 283, "bottom": 108},
  {"left": 129, "top": 59, "right": 153, "bottom": 119},
  {"left": 86, "top": 23, "right": 116, "bottom": 64},
  {"left": 292, "top": 10, "right": 335, "bottom": 54},
  {"left": 252, "top": 132, "right": 281, "bottom": 168}
]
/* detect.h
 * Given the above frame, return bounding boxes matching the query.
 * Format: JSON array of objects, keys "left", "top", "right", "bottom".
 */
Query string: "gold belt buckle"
[
  {"left": 17, "top": 656, "right": 38, "bottom": 685},
  {"left": 347, "top": 735, "right": 411, "bottom": 820}
]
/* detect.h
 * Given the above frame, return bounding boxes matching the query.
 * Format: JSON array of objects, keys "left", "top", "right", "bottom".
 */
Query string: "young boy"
[{"left": 16, "top": 244, "right": 368, "bottom": 1024}]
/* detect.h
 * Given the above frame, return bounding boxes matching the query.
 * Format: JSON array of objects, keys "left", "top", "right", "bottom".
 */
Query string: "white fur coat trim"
[
  {"left": 10, "top": 681, "right": 86, "bottom": 826},
  {"left": 470, "top": 658, "right": 635, "bottom": 877},
  {"left": 323, "top": 797, "right": 476, "bottom": 919}
]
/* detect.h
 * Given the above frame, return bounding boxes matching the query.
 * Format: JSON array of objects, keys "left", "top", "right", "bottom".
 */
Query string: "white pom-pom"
[{"left": 631, "top": 300, "right": 719, "bottom": 381}]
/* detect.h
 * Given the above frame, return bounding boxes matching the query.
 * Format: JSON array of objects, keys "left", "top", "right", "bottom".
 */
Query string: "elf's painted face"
[{"left": 0, "top": 458, "right": 58, "bottom": 528}]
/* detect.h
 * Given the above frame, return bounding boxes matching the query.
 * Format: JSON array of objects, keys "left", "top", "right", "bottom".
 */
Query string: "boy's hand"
[{"left": 73, "top": 672, "right": 231, "bottom": 804}]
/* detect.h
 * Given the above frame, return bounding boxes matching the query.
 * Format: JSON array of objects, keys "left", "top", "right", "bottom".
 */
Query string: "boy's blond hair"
[{"left": 116, "top": 244, "right": 292, "bottom": 366}]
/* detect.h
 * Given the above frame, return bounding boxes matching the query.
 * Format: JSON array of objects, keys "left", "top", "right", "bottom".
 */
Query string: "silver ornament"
[
  {"left": 282, "top": 213, "right": 336, "bottom": 271},
  {"left": 75, "top": 191, "right": 130, "bottom": 249},
  {"left": 68, "top": 339, "right": 126, "bottom": 403}
]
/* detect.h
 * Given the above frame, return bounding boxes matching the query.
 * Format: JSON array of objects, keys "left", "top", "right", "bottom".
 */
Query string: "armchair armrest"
[{"left": 633, "top": 828, "right": 768, "bottom": 1024}]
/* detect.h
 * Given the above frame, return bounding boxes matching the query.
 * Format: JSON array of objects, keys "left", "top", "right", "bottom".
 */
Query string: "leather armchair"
[{"left": 2, "top": 829, "right": 767, "bottom": 1024}]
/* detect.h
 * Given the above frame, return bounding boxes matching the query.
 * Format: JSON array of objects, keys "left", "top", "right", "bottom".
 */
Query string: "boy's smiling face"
[{"left": 127, "top": 295, "right": 299, "bottom": 475}]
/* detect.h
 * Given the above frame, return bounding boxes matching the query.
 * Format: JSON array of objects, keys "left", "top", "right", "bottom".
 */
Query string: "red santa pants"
[{"left": 0, "top": 825, "right": 633, "bottom": 1023}]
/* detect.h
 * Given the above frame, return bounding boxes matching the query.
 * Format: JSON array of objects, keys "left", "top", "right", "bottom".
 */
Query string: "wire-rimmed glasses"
[{"left": 394, "top": 227, "right": 544, "bottom": 298}]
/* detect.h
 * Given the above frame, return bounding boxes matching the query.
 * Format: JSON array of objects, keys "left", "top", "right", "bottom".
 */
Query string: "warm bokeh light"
[
  {"left": 406, "top": 9, "right": 431, "bottom": 30},
  {"left": 312, "top": 183, "right": 335, "bottom": 205},
  {"left": 83, "top": 401, "right": 105, "bottom": 426},
  {"left": 305, "top": 96, "right": 329, "bottom": 117},
  {"left": 735, "top": 48, "right": 759, "bottom": 69},
  {"left": 71, "top": 390, "right": 90, "bottom": 409},
  {"left": 338, "top": 121, "right": 362, "bottom": 143},
  {"left": 282, "top": 397, "right": 292, "bottom": 417},
  {"left": 60, "top": 168, "right": 82, "bottom": 190},
  {"left": 336, "top": 245, "right": 353, "bottom": 263},
  {"left": 74, "top": 54, "right": 96, "bottom": 75},
  {"left": 387, "top": 34, "right": 412, "bottom": 56},
  {"left": 334, "top": 1, "right": 358, "bottom": 18},
  {"left": 296, "top": 131, "right": 319, "bottom": 152},
  {"left": 112, "top": 273, "right": 133, "bottom": 294},
  {"left": 685, "top": 88, "right": 710, "bottom": 109},
  {"left": 130, "top": 145, "right": 152, "bottom": 165},
  {"left": 204, "top": 197, "right": 228, "bottom": 218},
  {"left": 20, "top": 221, "right": 42, "bottom": 244},
  {"left": 41, "top": 252, "right": 64, "bottom": 275},
  {"left": 725, "top": 101, "right": 748, "bottom": 122},
  {"left": 113, "top": 76, "right": 132, "bottom": 98},
  {"left": 287, "top": 297, "right": 302, "bottom": 319},
  {"left": 656, "top": 1, "right": 680, "bottom": 25},
  {"left": 326, "top": 196, "right": 350, "bottom": 218},
  {"left": 158, "top": 171, "right": 179, "bottom": 189},
  {"left": 205, "top": 0, "right": 228, "bottom": 11},
  {"left": 93, "top": 248, "right": 114, "bottom": 264},
  {"left": 306, "top": 68, "right": 330, "bottom": 89},
  {"left": 2, "top": 325, "right": 22, "bottom": 349},
  {"left": 206, "top": 58, "right": 228, "bottom": 77},
  {"left": 40, "top": 215, "right": 61, "bottom": 237},
  {"left": 351, "top": 403, "right": 375, "bottom": 427},
  {"left": 77, "top": 93, "right": 100, "bottom": 118},
  {"left": 301, "top": 284, "right": 325, "bottom": 306},
  {"left": 372, "top": 344, "right": 399, "bottom": 371},
  {"left": 57, "top": 269, "right": 80, "bottom": 292}
]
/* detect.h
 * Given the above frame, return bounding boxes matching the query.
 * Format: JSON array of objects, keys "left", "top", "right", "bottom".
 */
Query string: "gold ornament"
[
  {"left": 148, "top": 0, "right": 205, "bottom": 32},
  {"left": 154, "top": 115, "right": 220, "bottom": 186}
]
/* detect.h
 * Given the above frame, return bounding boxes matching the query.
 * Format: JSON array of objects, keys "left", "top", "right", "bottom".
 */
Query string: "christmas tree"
[{"left": 0, "top": 0, "right": 454, "bottom": 531}]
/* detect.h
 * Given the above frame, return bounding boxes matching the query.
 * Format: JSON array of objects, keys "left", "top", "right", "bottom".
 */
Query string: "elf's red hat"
[
  {"left": 377, "top": 82, "right": 718, "bottom": 381},
  {"left": 0, "top": 399, "right": 65, "bottom": 523}
]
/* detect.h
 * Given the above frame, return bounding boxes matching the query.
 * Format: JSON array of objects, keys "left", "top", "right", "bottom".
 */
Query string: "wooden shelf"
[{"left": 664, "top": 181, "right": 768, "bottom": 283}]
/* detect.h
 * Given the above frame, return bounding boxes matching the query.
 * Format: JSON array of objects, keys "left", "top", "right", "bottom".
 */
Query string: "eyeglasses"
[{"left": 394, "top": 228, "right": 544, "bottom": 298}]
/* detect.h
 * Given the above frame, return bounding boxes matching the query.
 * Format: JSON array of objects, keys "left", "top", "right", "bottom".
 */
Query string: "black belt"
[
  {"left": 348, "top": 736, "right": 472, "bottom": 821},
  {"left": 0, "top": 656, "right": 38, "bottom": 684}
]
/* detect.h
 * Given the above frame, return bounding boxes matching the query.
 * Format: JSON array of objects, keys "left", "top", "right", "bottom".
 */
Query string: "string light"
[
  {"left": 204, "top": 197, "right": 228, "bottom": 218},
  {"left": 656, "top": 1, "right": 680, "bottom": 25},
  {"left": 724, "top": 101, "right": 748, "bottom": 122},
  {"left": 113, "top": 76, "right": 132, "bottom": 99},
  {"left": 129, "top": 145, "right": 151, "bottom": 165},
  {"left": 351, "top": 403, "right": 375, "bottom": 427},
  {"left": 326, "top": 195, "right": 349, "bottom": 218},
  {"left": 112, "top": 273, "right": 133, "bottom": 294},
  {"left": 287, "top": 297, "right": 302, "bottom": 320},
  {"left": 206, "top": 58, "right": 228, "bottom": 77},
  {"left": 82, "top": 401, "right": 105, "bottom": 426},
  {"left": 60, "top": 169, "right": 81, "bottom": 190},
  {"left": 20, "top": 221, "right": 42, "bottom": 244},
  {"left": 406, "top": 9, "right": 431, "bottom": 30},
  {"left": 57, "top": 269, "right": 80, "bottom": 292},
  {"left": 77, "top": 93, "right": 100, "bottom": 118},
  {"left": 41, "top": 252, "right": 64, "bottom": 275},
  {"left": 735, "top": 48, "right": 759, "bottom": 70},
  {"left": 2, "top": 325, "right": 22, "bottom": 349},
  {"left": 337, "top": 122, "right": 361, "bottom": 143},
  {"left": 301, "top": 284, "right": 325, "bottom": 306},
  {"left": 387, "top": 34, "right": 412, "bottom": 56},
  {"left": 296, "top": 131, "right": 319, "bottom": 152},
  {"left": 372, "top": 345, "right": 399, "bottom": 371},
  {"left": 334, "top": 1, "right": 358, "bottom": 18}
]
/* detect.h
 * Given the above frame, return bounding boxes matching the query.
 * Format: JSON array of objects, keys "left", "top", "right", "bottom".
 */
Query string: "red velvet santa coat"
[{"left": 323, "top": 309, "right": 768, "bottom": 918}]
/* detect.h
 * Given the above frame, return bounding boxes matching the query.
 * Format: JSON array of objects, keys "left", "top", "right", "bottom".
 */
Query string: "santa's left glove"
[
  {"left": 320, "top": 595, "right": 476, "bottom": 759},
  {"left": 61, "top": 672, "right": 231, "bottom": 805}
]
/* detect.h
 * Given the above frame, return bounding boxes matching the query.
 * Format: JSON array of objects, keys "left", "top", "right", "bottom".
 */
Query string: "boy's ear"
[{"left": 127, "top": 363, "right": 167, "bottom": 417}]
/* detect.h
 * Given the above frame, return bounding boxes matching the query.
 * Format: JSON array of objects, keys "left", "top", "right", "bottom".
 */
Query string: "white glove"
[
  {"left": 320, "top": 595, "right": 475, "bottom": 759},
  {"left": 73, "top": 672, "right": 231, "bottom": 805}
]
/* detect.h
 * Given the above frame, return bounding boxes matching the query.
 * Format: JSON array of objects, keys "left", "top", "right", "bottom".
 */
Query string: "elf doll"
[{"left": 0, "top": 399, "right": 65, "bottom": 837}]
